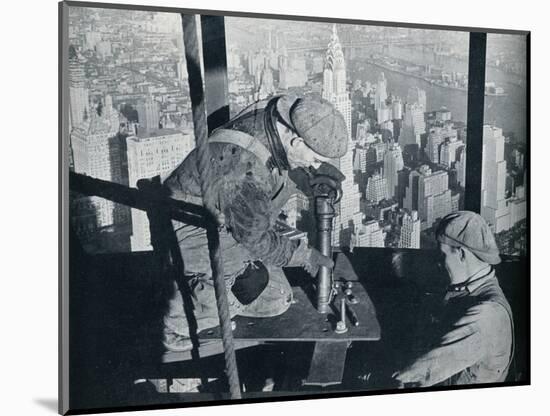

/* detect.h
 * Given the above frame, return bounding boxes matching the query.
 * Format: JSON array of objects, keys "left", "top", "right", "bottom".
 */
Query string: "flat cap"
[
  {"left": 436, "top": 211, "right": 501, "bottom": 265},
  {"left": 277, "top": 96, "right": 348, "bottom": 158}
]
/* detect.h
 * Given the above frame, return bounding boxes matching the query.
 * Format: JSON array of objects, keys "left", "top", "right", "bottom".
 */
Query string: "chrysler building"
[{"left": 322, "top": 24, "right": 363, "bottom": 248}]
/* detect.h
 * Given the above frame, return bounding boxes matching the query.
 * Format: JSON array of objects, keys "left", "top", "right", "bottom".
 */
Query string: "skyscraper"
[
  {"left": 322, "top": 25, "right": 351, "bottom": 136},
  {"left": 322, "top": 24, "right": 362, "bottom": 248},
  {"left": 375, "top": 72, "right": 388, "bottom": 112},
  {"left": 355, "top": 120, "right": 370, "bottom": 143},
  {"left": 366, "top": 173, "right": 389, "bottom": 204},
  {"left": 426, "top": 125, "right": 458, "bottom": 164},
  {"left": 392, "top": 98, "right": 403, "bottom": 120},
  {"left": 455, "top": 147, "right": 467, "bottom": 188},
  {"left": 435, "top": 107, "right": 452, "bottom": 122},
  {"left": 126, "top": 129, "right": 195, "bottom": 251},
  {"left": 136, "top": 95, "right": 160, "bottom": 133},
  {"left": 399, "top": 103, "right": 425, "bottom": 148},
  {"left": 407, "top": 86, "right": 427, "bottom": 110},
  {"left": 439, "top": 136, "right": 464, "bottom": 168},
  {"left": 355, "top": 220, "right": 386, "bottom": 248},
  {"left": 383, "top": 142, "right": 404, "bottom": 199},
  {"left": 257, "top": 64, "right": 275, "bottom": 100},
  {"left": 69, "top": 53, "right": 89, "bottom": 128},
  {"left": 71, "top": 99, "right": 122, "bottom": 228},
  {"left": 353, "top": 146, "right": 367, "bottom": 173},
  {"left": 481, "top": 125, "right": 510, "bottom": 232},
  {"left": 404, "top": 165, "right": 452, "bottom": 230},
  {"left": 399, "top": 210, "right": 421, "bottom": 249},
  {"left": 377, "top": 104, "right": 392, "bottom": 125}
]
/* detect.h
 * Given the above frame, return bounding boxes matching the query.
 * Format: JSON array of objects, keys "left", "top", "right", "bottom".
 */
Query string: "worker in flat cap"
[
  {"left": 161, "top": 95, "right": 348, "bottom": 351},
  {"left": 393, "top": 211, "right": 514, "bottom": 387}
]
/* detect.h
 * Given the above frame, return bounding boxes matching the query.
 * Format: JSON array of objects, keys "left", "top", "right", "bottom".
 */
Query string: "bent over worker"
[
  {"left": 393, "top": 211, "right": 514, "bottom": 387},
  {"left": 161, "top": 95, "right": 348, "bottom": 351}
]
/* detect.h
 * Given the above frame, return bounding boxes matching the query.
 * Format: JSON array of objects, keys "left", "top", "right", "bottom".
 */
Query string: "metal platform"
[{"left": 163, "top": 254, "right": 381, "bottom": 384}]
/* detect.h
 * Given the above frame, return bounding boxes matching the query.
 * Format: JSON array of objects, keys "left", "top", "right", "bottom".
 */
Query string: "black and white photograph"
[{"left": 59, "top": 1, "right": 529, "bottom": 414}]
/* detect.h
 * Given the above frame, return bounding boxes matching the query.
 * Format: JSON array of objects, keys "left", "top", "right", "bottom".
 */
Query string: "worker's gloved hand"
[
  {"left": 312, "top": 162, "right": 346, "bottom": 183},
  {"left": 308, "top": 162, "right": 345, "bottom": 202},
  {"left": 305, "top": 247, "right": 334, "bottom": 277},
  {"left": 286, "top": 241, "right": 334, "bottom": 278}
]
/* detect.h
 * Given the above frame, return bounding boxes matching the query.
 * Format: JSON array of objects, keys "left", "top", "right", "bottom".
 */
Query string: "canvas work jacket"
[
  {"left": 395, "top": 267, "right": 514, "bottom": 387},
  {"left": 163, "top": 105, "right": 301, "bottom": 267}
]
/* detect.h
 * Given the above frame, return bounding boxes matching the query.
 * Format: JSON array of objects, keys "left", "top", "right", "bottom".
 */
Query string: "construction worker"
[
  {"left": 393, "top": 211, "right": 514, "bottom": 387},
  {"left": 162, "top": 95, "right": 348, "bottom": 351}
]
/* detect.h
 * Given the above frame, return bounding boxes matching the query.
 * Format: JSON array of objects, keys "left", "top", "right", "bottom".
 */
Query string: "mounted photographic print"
[{"left": 59, "top": 1, "right": 530, "bottom": 414}]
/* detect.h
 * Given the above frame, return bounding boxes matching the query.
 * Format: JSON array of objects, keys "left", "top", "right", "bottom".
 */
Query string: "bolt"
[{"left": 335, "top": 298, "right": 348, "bottom": 334}]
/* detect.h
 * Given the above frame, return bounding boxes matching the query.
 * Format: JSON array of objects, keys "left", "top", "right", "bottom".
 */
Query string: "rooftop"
[{"left": 131, "top": 128, "right": 191, "bottom": 140}]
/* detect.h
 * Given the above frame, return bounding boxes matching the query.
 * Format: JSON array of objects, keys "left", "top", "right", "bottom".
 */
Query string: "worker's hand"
[
  {"left": 391, "top": 372, "right": 406, "bottom": 389},
  {"left": 312, "top": 162, "right": 346, "bottom": 183},
  {"left": 308, "top": 163, "right": 345, "bottom": 203},
  {"left": 286, "top": 242, "right": 334, "bottom": 277},
  {"left": 305, "top": 247, "right": 334, "bottom": 278},
  {"left": 391, "top": 371, "right": 420, "bottom": 389}
]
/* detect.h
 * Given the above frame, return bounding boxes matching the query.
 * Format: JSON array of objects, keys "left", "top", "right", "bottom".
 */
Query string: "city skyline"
[{"left": 67, "top": 7, "right": 527, "bottom": 256}]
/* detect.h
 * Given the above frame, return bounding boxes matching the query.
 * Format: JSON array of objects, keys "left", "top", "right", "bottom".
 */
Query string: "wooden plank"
[{"left": 304, "top": 341, "right": 351, "bottom": 386}]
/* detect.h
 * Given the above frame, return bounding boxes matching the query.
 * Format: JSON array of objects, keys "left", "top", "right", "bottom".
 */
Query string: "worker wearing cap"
[
  {"left": 161, "top": 95, "right": 348, "bottom": 351},
  {"left": 393, "top": 211, "right": 514, "bottom": 387}
]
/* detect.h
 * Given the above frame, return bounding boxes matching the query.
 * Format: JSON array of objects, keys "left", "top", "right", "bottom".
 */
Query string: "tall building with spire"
[
  {"left": 322, "top": 24, "right": 351, "bottom": 136},
  {"left": 322, "top": 24, "right": 362, "bottom": 248}
]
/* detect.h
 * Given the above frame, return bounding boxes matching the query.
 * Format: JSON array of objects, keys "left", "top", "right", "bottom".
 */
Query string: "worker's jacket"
[
  {"left": 163, "top": 105, "right": 301, "bottom": 267},
  {"left": 395, "top": 267, "right": 514, "bottom": 386}
]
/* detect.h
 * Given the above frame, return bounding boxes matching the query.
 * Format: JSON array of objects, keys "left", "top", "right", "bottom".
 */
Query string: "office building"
[
  {"left": 399, "top": 103, "right": 425, "bottom": 148},
  {"left": 383, "top": 142, "right": 404, "bottom": 199},
  {"left": 355, "top": 220, "right": 386, "bottom": 248},
  {"left": 366, "top": 173, "right": 389, "bottom": 204},
  {"left": 126, "top": 129, "right": 195, "bottom": 251},
  {"left": 439, "top": 136, "right": 465, "bottom": 168},
  {"left": 399, "top": 210, "right": 421, "bottom": 249},
  {"left": 70, "top": 97, "right": 122, "bottom": 228},
  {"left": 407, "top": 86, "right": 427, "bottom": 110},
  {"left": 136, "top": 95, "right": 160, "bottom": 133},
  {"left": 404, "top": 165, "right": 452, "bottom": 230},
  {"left": 375, "top": 72, "right": 388, "bottom": 111},
  {"left": 69, "top": 54, "right": 90, "bottom": 128}
]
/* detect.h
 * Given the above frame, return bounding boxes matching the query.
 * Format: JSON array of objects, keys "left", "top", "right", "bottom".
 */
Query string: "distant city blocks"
[{"left": 68, "top": 10, "right": 527, "bottom": 253}]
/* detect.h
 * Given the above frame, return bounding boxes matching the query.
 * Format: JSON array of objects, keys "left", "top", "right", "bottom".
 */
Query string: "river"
[{"left": 347, "top": 44, "right": 527, "bottom": 143}]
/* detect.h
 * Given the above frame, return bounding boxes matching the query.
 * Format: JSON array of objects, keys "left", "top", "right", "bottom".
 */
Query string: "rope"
[{"left": 181, "top": 14, "right": 242, "bottom": 399}]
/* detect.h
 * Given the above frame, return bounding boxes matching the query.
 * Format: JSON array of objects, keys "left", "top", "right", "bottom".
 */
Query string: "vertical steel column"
[
  {"left": 315, "top": 196, "right": 335, "bottom": 313},
  {"left": 200, "top": 15, "right": 230, "bottom": 134},
  {"left": 464, "top": 32, "right": 487, "bottom": 213}
]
